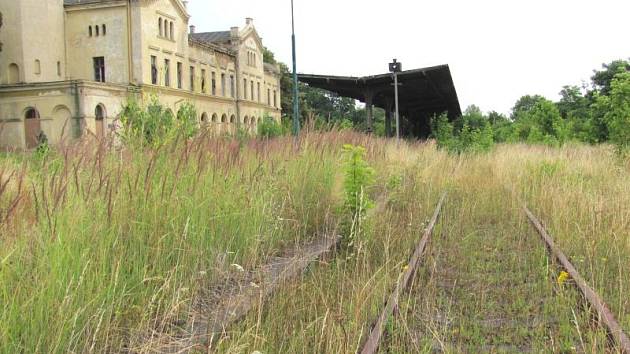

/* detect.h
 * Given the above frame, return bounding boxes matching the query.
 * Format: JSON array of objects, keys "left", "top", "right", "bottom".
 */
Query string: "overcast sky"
[{"left": 187, "top": 0, "right": 629, "bottom": 115}]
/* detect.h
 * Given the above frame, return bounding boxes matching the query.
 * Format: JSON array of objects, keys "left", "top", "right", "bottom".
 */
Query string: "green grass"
[{"left": 1, "top": 134, "right": 628, "bottom": 353}]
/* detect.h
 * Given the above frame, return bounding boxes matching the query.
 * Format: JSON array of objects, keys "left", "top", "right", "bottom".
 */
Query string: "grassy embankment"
[{"left": 0, "top": 132, "right": 628, "bottom": 353}]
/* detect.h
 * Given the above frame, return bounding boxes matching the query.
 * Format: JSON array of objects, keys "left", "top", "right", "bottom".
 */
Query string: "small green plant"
[
  {"left": 341, "top": 144, "right": 375, "bottom": 249},
  {"left": 432, "top": 113, "right": 495, "bottom": 154}
]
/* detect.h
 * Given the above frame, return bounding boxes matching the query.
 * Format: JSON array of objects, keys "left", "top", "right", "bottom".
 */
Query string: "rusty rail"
[
  {"left": 359, "top": 192, "right": 447, "bottom": 354},
  {"left": 524, "top": 206, "right": 630, "bottom": 354}
]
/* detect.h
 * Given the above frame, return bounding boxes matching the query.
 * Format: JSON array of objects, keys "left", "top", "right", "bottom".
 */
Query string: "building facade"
[{"left": 0, "top": 0, "right": 282, "bottom": 149}]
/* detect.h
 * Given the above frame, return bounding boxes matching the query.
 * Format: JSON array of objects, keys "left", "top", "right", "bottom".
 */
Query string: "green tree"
[
  {"left": 512, "top": 98, "right": 567, "bottom": 145},
  {"left": 591, "top": 59, "right": 630, "bottom": 96},
  {"left": 511, "top": 95, "right": 546, "bottom": 121},
  {"left": 593, "top": 71, "right": 630, "bottom": 153}
]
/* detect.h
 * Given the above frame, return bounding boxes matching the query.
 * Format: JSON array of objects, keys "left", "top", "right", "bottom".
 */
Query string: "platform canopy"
[{"left": 298, "top": 64, "right": 461, "bottom": 138}]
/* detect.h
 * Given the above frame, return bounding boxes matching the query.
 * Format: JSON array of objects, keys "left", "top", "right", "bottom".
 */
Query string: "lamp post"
[
  {"left": 291, "top": 0, "right": 300, "bottom": 137},
  {"left": 389, "top": 59, "right": 402, "bottom": 144}
]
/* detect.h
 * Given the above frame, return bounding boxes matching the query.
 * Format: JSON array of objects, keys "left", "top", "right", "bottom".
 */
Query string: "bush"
[
  {"left": 432, "top": 113, "right": 494, "bottom": 154},
  {"left": 119, "top": 96, "right": 198, "bottom": 147},
  {"left": 258, "top": 115, "right": 285, "bottom": 138},
  {"left": 341, "top": 144, "right": 375, "bottom": 248},
  {"left": 593, "top": 71, "right": 630, "bottom": 154}
]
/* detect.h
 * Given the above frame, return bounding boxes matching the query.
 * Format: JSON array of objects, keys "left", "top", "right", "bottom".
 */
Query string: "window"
[
  {"left": 201, "top": 69, "right": 206, "bottom": 93},
  {"left": 150, "top": 56, "right": 157, "bottom": 85},
  {"left": 267, "top": 88, "right": 271, "bottom": 106},
  {"left": 243, "top": 78, "right": 247, "bottom": 99},
  {"left": 57, "top": 61, "right": 61, "bottom": 77},
  {"left": 250, "top": 81, "right": 254, "bottom": 100},
  {"left": 95, "top": 25, "right": 99, "bottom": 36},
  {"left": 34, "top": 59, "right": 41, "bottom": 75},
  {"left": 273, "top": 90, "right": 277, "bottom": 108},
  {"left": 257, "top": 82, "right": 261, "bottom": 102},
  {"left": 89, "top": 26, "right": 93, "bottom": 37},
  {"left": 221, "top": 73, "right": 226, "bottom": 96},
  {"left": 159, "top": 18, "right": 163, "bottom": 36},
  {"left": 93, "top": 57, "right": 105, "bottom": 82},
  {"left": 170, "top": 22, "right": 174, "bottom": 40},
  {"left": 102, "top": 24, "right": 106, "bottom": 36},
  {"left": 230, "top": 75, "right": 235, "bottom": 98},
  {"left": 190, "top": 66, "right": 195, "bottom": 91},
  {"left": 164, "top": 59, "right": 170, "bottom": 87},
  {"left": 211, "top": 72, "right": 216, "bottom": 95},
  {"left": 8, "top": 63, "right": 19, "bottom": 84},
  {"left": 177, "top": 62, "right": 182, "bottom": 88}
]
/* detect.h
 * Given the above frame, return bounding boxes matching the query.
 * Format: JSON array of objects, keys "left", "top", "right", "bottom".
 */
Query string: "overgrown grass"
[{"left": 1, "top": 132, "right": 628, "bottom": 353}]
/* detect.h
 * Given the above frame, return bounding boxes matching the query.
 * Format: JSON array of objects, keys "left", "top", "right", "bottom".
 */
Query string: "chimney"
[
  {"left": 189, "top": 25, "right": 196, "bottom": 34},
  {"left": 245, "top": 18, "right": 254, "bottom": 26},
  {"left": 230, "top": 26, "right": 239, "bottom": 39}
]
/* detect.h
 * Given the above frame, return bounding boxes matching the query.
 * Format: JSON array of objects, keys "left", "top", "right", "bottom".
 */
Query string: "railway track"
[{"left": 360, "top": 191, "right": 630, "bottom": 353}]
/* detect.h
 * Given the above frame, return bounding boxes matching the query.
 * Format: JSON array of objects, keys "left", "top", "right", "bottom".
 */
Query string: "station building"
[{"left": 0, "top": 0, "right": 282, "bottom": 149}]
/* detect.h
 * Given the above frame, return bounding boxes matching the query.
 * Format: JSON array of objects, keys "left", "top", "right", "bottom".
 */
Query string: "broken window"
[
  {"left": 93, "top": 57, "right": 105, "bottom": 82},
  {"left": 150, "top": 55, "right": 158, "bottom": 85}
]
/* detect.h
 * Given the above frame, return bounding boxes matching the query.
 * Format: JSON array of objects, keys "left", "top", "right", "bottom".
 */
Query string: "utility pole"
[
  {"left": 291, "top": 0, "right": 300, "bottom": 137},
  {"left": 389, "top": 59, "right": 402, "bottom": 145}
]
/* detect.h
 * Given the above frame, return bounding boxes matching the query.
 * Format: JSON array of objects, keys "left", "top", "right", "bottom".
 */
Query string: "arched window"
[
  {"left": 8, "top": 63, "right": 19, "bottom": 84},
  {"left": 201, "top": 112, "right": 208, "bottom": 124},
  {"left": 159, "top": 18, "right": 163, "bottom": 36},
  {"left": 221, "top": 114, "right": 227, "bottom": 123},
  {"left": 244, "top": 116, "right": 249, "bottom": 125},
  {"left": 257, "top": 117, "right": 262, "bottom": 124},
  {"left": 89, "top": 26, "right": 93, "bottom": 37},
  {"left": 102, "top": 24, "right": 106, "bottom": 36},
  {"left": 95, "top": 25, "right": 99, "bottom": 36},
  {"left": 34, "top": 60, "right": 41, "bottom": 75},
  {"left": 212, "top": 113, "right": 218, "bottom": 123},
  {"left": 95, "top": 105, "right": 105, "bottom": 120},
  {"left": 230, "top": 115, "right": 235, "bottom": 124},
  {"left": 170, "top": 22, "right": 174, "bottom": 40},
  {"left": 25, "top": 108, "right": 40, "bottom": 119}
]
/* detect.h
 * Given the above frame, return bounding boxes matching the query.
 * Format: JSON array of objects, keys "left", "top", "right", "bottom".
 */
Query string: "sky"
[{"left": 187, "top": 0, "right": 629, "bottom": 115}]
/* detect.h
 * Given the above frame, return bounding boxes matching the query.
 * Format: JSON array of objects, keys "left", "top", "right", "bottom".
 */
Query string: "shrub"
[
  {"left": 258, "top": 115, "right": 285, "bottom": 138},
  {"left": 341, "top": 144, "right": 375, "bottom": 248}
]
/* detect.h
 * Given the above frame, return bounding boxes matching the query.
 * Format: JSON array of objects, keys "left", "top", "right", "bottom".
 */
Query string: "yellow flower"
[
  {"left": 402, "top": 265, "right": 409, "bottom": 272},
  {"left": 557, "top": 271, "right": 570, "bottom": 286}
]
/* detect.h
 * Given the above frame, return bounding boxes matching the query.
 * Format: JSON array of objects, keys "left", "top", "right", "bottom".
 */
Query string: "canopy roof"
[{"left": 298, "top": 64, "right": 461, "bottom": 136}]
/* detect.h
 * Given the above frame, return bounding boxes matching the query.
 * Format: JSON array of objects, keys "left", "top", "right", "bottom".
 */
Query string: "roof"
[
  {"left": 298, "top": 65, "right": 461, "bottom": 136},
  {"left": 190, "top": 31, "right": 231, "bottom": 45}
]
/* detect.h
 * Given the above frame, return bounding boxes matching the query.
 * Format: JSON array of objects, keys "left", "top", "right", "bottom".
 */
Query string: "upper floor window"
[
  {"left": 170, "top": 22, "right": 174, "bottom": 40},
  {"left": 230, "top": 75, "right": 235, "bottom": 98},
  {"left": 211, "top": 72, "right": 216, "bottom": 95},
  {"left": 250, "top": 81, "right": 254, "bottom": 100},
  {"left": 201, "top": 69, "right": 206, "bottom": 93},
  {"left": 34, "top": 59, "right": 41, "bottom": 75},
  {"left": 164, "top": 59, "right": 170, "bottom": 87},
  {"left": 243, "top": 78, "right": 247, "bottom": 99},
  {"left": 95, "top": 25, "right": 99, "bottom": 36},
  {"left": 102, "top": 24, "right": 106, "bottom": 36},
  {"left": 93, "top": 57, "right": 105, "bottom": 82},
  {"left": 89, "top": 26, "right": 93, "bottom": 37},
  {"left": 159, "top": 18, "right": 163, "bottom": 37},
  {"left": 221, "top": 73, "right": 226, "bottom": 96},
  {"left": 189, "top": 66, "right": 195, "bottom": 91},
  {"left": 177, "top": 62, "right": 182, "bottom": 88},
  {"left": 150, "top": 56, "right": 158, "bottom": 85},
  {"left": 267, "top": 88, "right": 271, "bottom": 106},
  {"left": 257, "top": 82, "right": 261, "bottom": 102}
]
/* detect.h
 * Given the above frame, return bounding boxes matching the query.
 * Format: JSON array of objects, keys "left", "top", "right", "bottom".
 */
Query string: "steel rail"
[
  {"left": 359, "top": 192, "right": 447, "bottom": 354},
  {"left": 524, "top": 206, "right": 630, "bottom": 354}
]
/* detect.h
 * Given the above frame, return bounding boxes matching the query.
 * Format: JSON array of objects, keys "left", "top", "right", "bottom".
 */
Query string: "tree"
[
  {"left": 591, "top": 59, "right": 630, "bottom": 96},
  {"left": 511, "top": 95, "right": 546, "bottom": 121},
  {"left": 512, "top": 98, "right": 567, "bottom": 145},
  {"left": 593, "top": 71, "right": 630, "bottom": 153}
]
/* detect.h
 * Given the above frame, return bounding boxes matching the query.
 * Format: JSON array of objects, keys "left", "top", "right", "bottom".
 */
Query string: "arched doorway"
[
  {"left": 53, "top": 105, "right": 72, "bottom": 141},
  {"left": 24, "top": 108, "right": 41, "bottom": 149},
  {"left": 95, "top": 104, "right": 106, "bottom": 138},
  {"left": 200, "top": 112, "right": 209, "bottom": 129}
]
